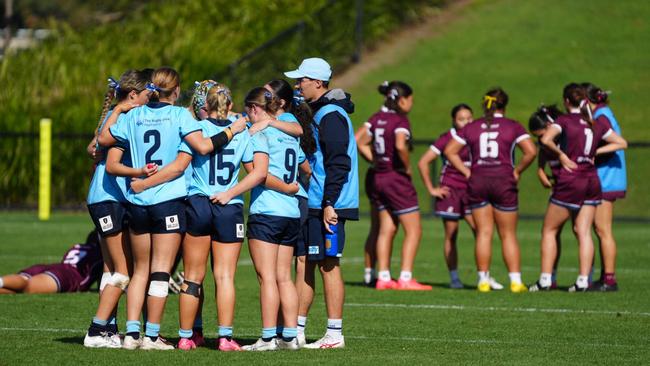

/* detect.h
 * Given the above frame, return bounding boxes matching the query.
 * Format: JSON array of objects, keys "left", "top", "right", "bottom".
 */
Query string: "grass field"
[
  {"left": 0, "top": 212, "right": 649, "bottom": 365},
  {"left": 347, "top": 0, "right": 650, "bottom": 217}
]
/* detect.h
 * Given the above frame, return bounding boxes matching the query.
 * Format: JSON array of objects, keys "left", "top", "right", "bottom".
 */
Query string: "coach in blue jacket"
[{"left": 285, "top": 58, "right": 359, "bottom": 349}]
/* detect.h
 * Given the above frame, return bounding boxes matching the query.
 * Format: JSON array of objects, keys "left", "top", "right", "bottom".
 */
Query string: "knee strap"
[
  {"left": 148, "top": 272, "right": 170, "bottom": 298},
  {"left": 99, "top": 272, "right": 112, "bottom": 292},
  {"left": 109, "top": 272, "right": 130, "bottom": 291},
  {"left": 181, "top": 280, "right": 202, "bottom": 298}
]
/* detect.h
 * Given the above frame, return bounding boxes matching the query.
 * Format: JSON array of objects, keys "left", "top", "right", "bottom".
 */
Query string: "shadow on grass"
[
  {"left": 344, "top": 280, "right": 478, "bottom": 291},
  {"left": 56, "top": 336, "right": 266, "bottom": 348}
]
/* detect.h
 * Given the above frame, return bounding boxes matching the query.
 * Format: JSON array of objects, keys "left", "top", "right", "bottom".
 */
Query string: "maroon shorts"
[
  {"left": 602, "top": 190, "right": 626, "bottom": 202},
  {"left": 435, "top": 185, "right": 471, "bottom": 220},
  {"left": 371, "top": 171, "right": 419, "bottom": 215},
  {"left": 364, "top": 168, "right": 376, "bottom": 202},
  {"left": 550, "top": 174, "right": 602, "bottom": 210},
  {"left": 467, "top": 174, "right": 518, "bottom": 211},
  {"left": 19, "top": 263, "right": 82, "bottom": 293}
]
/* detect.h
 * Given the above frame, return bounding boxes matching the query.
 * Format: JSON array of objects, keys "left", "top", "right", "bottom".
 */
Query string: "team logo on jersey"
[
  {"left": 308, "top": 246, "right": 320, "bottom": 255},
  {"left": 377, "top": 120, "right": 387, "bottom": 125},
  {"left": 99, "top": 215, "right": 114, "bottom": 232},
  {"left": 165, "top": 215, "right": 180, "bottom": 230},
  {"left": 447, "top": 206, "right": 454, "bottom": 213},
  {"left": 236, "top": 223, "right": 245, "bottom": 238}
]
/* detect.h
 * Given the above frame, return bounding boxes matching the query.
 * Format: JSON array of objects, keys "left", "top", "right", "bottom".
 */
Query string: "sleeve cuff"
[
  {"left": 551, "top": 123, "right": 562, "bottom": 132},
  {"left": 515, "top": 134, "right": 531, "bottom": 144},
  {"left": 181, "top": 128, "right": 202, "bottom": 138},
  {"left": 451, "top": 133, "right": 467, "bottom": 145},
  {"left": 429, "top": 145, "right": 441, "bottom": 155},
  {"left": 602, "top": 128, "right": 613, "bottom": 139},
  {"left": 395, "top": 127, "right": 411, "bottom": 139}
]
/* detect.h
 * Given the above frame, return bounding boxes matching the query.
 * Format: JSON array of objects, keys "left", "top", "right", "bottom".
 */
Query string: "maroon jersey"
[
  {"left": 551, "top": 112, "right": 613, "bottom": 175},
  {"left": 453, "top": 115, "right": 529, "bottom": 175},
  {"left": 538, "top": 141, "right": 561, "bottom": 179},
  {"left": 430, "top": 128, "right": 471, "bottom": 189},
  {"left": 60, "top": 242, "right": 103, "bottom": 291},
  {"left": 367, "top": 108, "right": 411, "bottom": 173}
]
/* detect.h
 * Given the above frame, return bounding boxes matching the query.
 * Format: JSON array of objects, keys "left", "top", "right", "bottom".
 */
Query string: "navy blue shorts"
[
  {"left": 294, "top": 197, "right": 309, "bottom": 256},
  {"left": 247, "top": 214, "right": 300, "bottom": 247},
  {"left": 305, "top": 216, "right": 346, "bottom": 261},
  {"left": 127, "top": 199, "right": 186, "bottom": 234},
  {"left": 87, "top": 201, "right": 127, "bottom": 237},
  {"left": 186, "top": 195, "right": 245, "bottom": 243}
]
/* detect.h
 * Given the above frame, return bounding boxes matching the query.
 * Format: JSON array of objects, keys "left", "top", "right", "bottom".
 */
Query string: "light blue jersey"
[
  {"left": 296, "top": 147, "right": 308, "bottom": 199},
  {"left": 247, "top": 127, "right": 300, "bottom": 218},
  {"left": 595, "top": 106, "right": 627, "bottom": 193},
  {"left": 87, "top": 110, "right": 129, "bottom": 204},
  {"left": 180, "top": 118, "right": 252, "bottom": 205},
  {"left": 109, "top": 102, "right": 201, "bottom": 206},
  {"left": 277, "top": 112, "right": 309, "bottom": 199}
]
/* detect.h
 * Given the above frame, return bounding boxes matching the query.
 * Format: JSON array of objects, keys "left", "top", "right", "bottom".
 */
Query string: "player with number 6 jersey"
[{"left": 444, "top": 87, "right": 537, "bottom": 293}]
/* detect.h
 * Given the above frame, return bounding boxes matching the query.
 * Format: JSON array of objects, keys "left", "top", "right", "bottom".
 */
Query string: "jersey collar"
[
  {"left": 147, "top": 102, "right": 171, "bottom": 109},
  {"left": 207, "top": 117, "right": 232, "bottom": 127}
]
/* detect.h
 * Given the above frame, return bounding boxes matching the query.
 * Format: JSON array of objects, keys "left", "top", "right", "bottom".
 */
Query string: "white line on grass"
[
  {"left": 0, "top": 327, "right": 638, "bottom": 349},
  {"left": 346, "top": 303, "right": 650, "bottom": 317}
]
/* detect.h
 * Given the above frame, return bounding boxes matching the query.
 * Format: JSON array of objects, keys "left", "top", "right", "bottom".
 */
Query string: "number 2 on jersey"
[
  {"left": 479, "top": 131, "right": 499, "bottom": 158},
  {"left": 144, "top": 130, "right": 163, "bottom": 165}
]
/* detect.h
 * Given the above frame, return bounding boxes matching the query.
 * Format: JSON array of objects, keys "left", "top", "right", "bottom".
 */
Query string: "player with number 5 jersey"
[
  {"left": 445, "top": 87, "right": 537, "bottom": 293},
  {"left": 358, "top": 81, "right": 430, "bottom": 291}
]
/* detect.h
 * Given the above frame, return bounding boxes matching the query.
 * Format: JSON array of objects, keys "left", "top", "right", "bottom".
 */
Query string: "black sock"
[
  {"left": 127, "top": 332, "right": 139, "bottom": 340},
  {"left": 262, "top": 336, "right": 275, "bottom": 342},
  {"left": 88, "top": 322, "right": 106, "bottom": 337},
  {"left": 148, "top": 336, "right": 158, "bottom": 342}
]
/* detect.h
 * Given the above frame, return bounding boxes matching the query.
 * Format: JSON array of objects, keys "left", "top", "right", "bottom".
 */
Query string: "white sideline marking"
[
  {"left": 0, "top": 327, "right": 638, "bottom": 349},
  {"left": 346, "top": 303, "right": 650, "bottom": 317}
]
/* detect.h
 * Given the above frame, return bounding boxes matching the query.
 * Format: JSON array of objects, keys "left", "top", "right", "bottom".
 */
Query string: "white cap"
[{"left": 284, "top": 58, "right": 332, "bottom": 81}]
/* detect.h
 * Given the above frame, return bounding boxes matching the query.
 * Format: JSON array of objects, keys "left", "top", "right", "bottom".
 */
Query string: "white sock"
[
  {"left": 539, "top": 273, "right": 552, "bottom": 287},
  {"left": 326, "top": 319, "right": 342, "bottom": 338},
  {"left": 0, "top": 277, "right": 4, "bottom": 288},
  {"left": 508, "top": 272, "right": 522, "bottom": 285},
  {"left": 297, "top": 316, "right": 307, "bottom": 336},
  {"left": 576, "top": 275, "right": 589, "bottom": 288},
  {"left": 364, "top": 268, "right": 375, "bottom": 284},
  {"left": 449, "top": 270, "right": 460, "bottom": 283},
  {"left": 378, "top": 270, "right": 391, "bottom": 282},
  {"left": 399, "top": 271, "right": 412, "bottom": 282},
  {"left": 478, "top": 271, "right": 490, "bottom": 283}
]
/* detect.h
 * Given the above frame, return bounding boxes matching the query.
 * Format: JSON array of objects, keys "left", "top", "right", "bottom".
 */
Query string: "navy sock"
[{"left": 88, "top": 317, "right": 108, "bottom": 337}]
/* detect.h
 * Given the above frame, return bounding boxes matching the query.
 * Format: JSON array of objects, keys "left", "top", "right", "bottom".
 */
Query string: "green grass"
[
  {"left": 347, "top": 0, "right": 650, "bottom": 217},
  {"left": 1, "top": 211, "right": 649, "bottom": 365}
]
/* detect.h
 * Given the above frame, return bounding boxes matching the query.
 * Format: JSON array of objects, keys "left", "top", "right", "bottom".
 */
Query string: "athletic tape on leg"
[
  {"left": 99, "top": 272, "right": 111, "bottom": 292},
  {"left": 109, "top": 272, "right": 130, "bottom": 290},
  {"left": 180, "top": 280, "right": 202, "bottom": 298},
  {"left": 148, "top": 272, "right": 170, "bottom": 297}
]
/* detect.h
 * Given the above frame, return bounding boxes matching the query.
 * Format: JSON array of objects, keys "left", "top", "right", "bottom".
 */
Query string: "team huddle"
[
  {"left": 4, "top": 55, "right": 625, "bottom": 352},
  {"left": 82, "top": 58, "right": 357, "bottom": 351},
  {"left": 358, "top": 81, "right": 627, "bottom": 295}
]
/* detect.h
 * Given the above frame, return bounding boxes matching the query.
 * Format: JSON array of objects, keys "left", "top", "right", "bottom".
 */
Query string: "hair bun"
[{"left": 378, "top": 81, "right": 390, "bottom": 95}]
